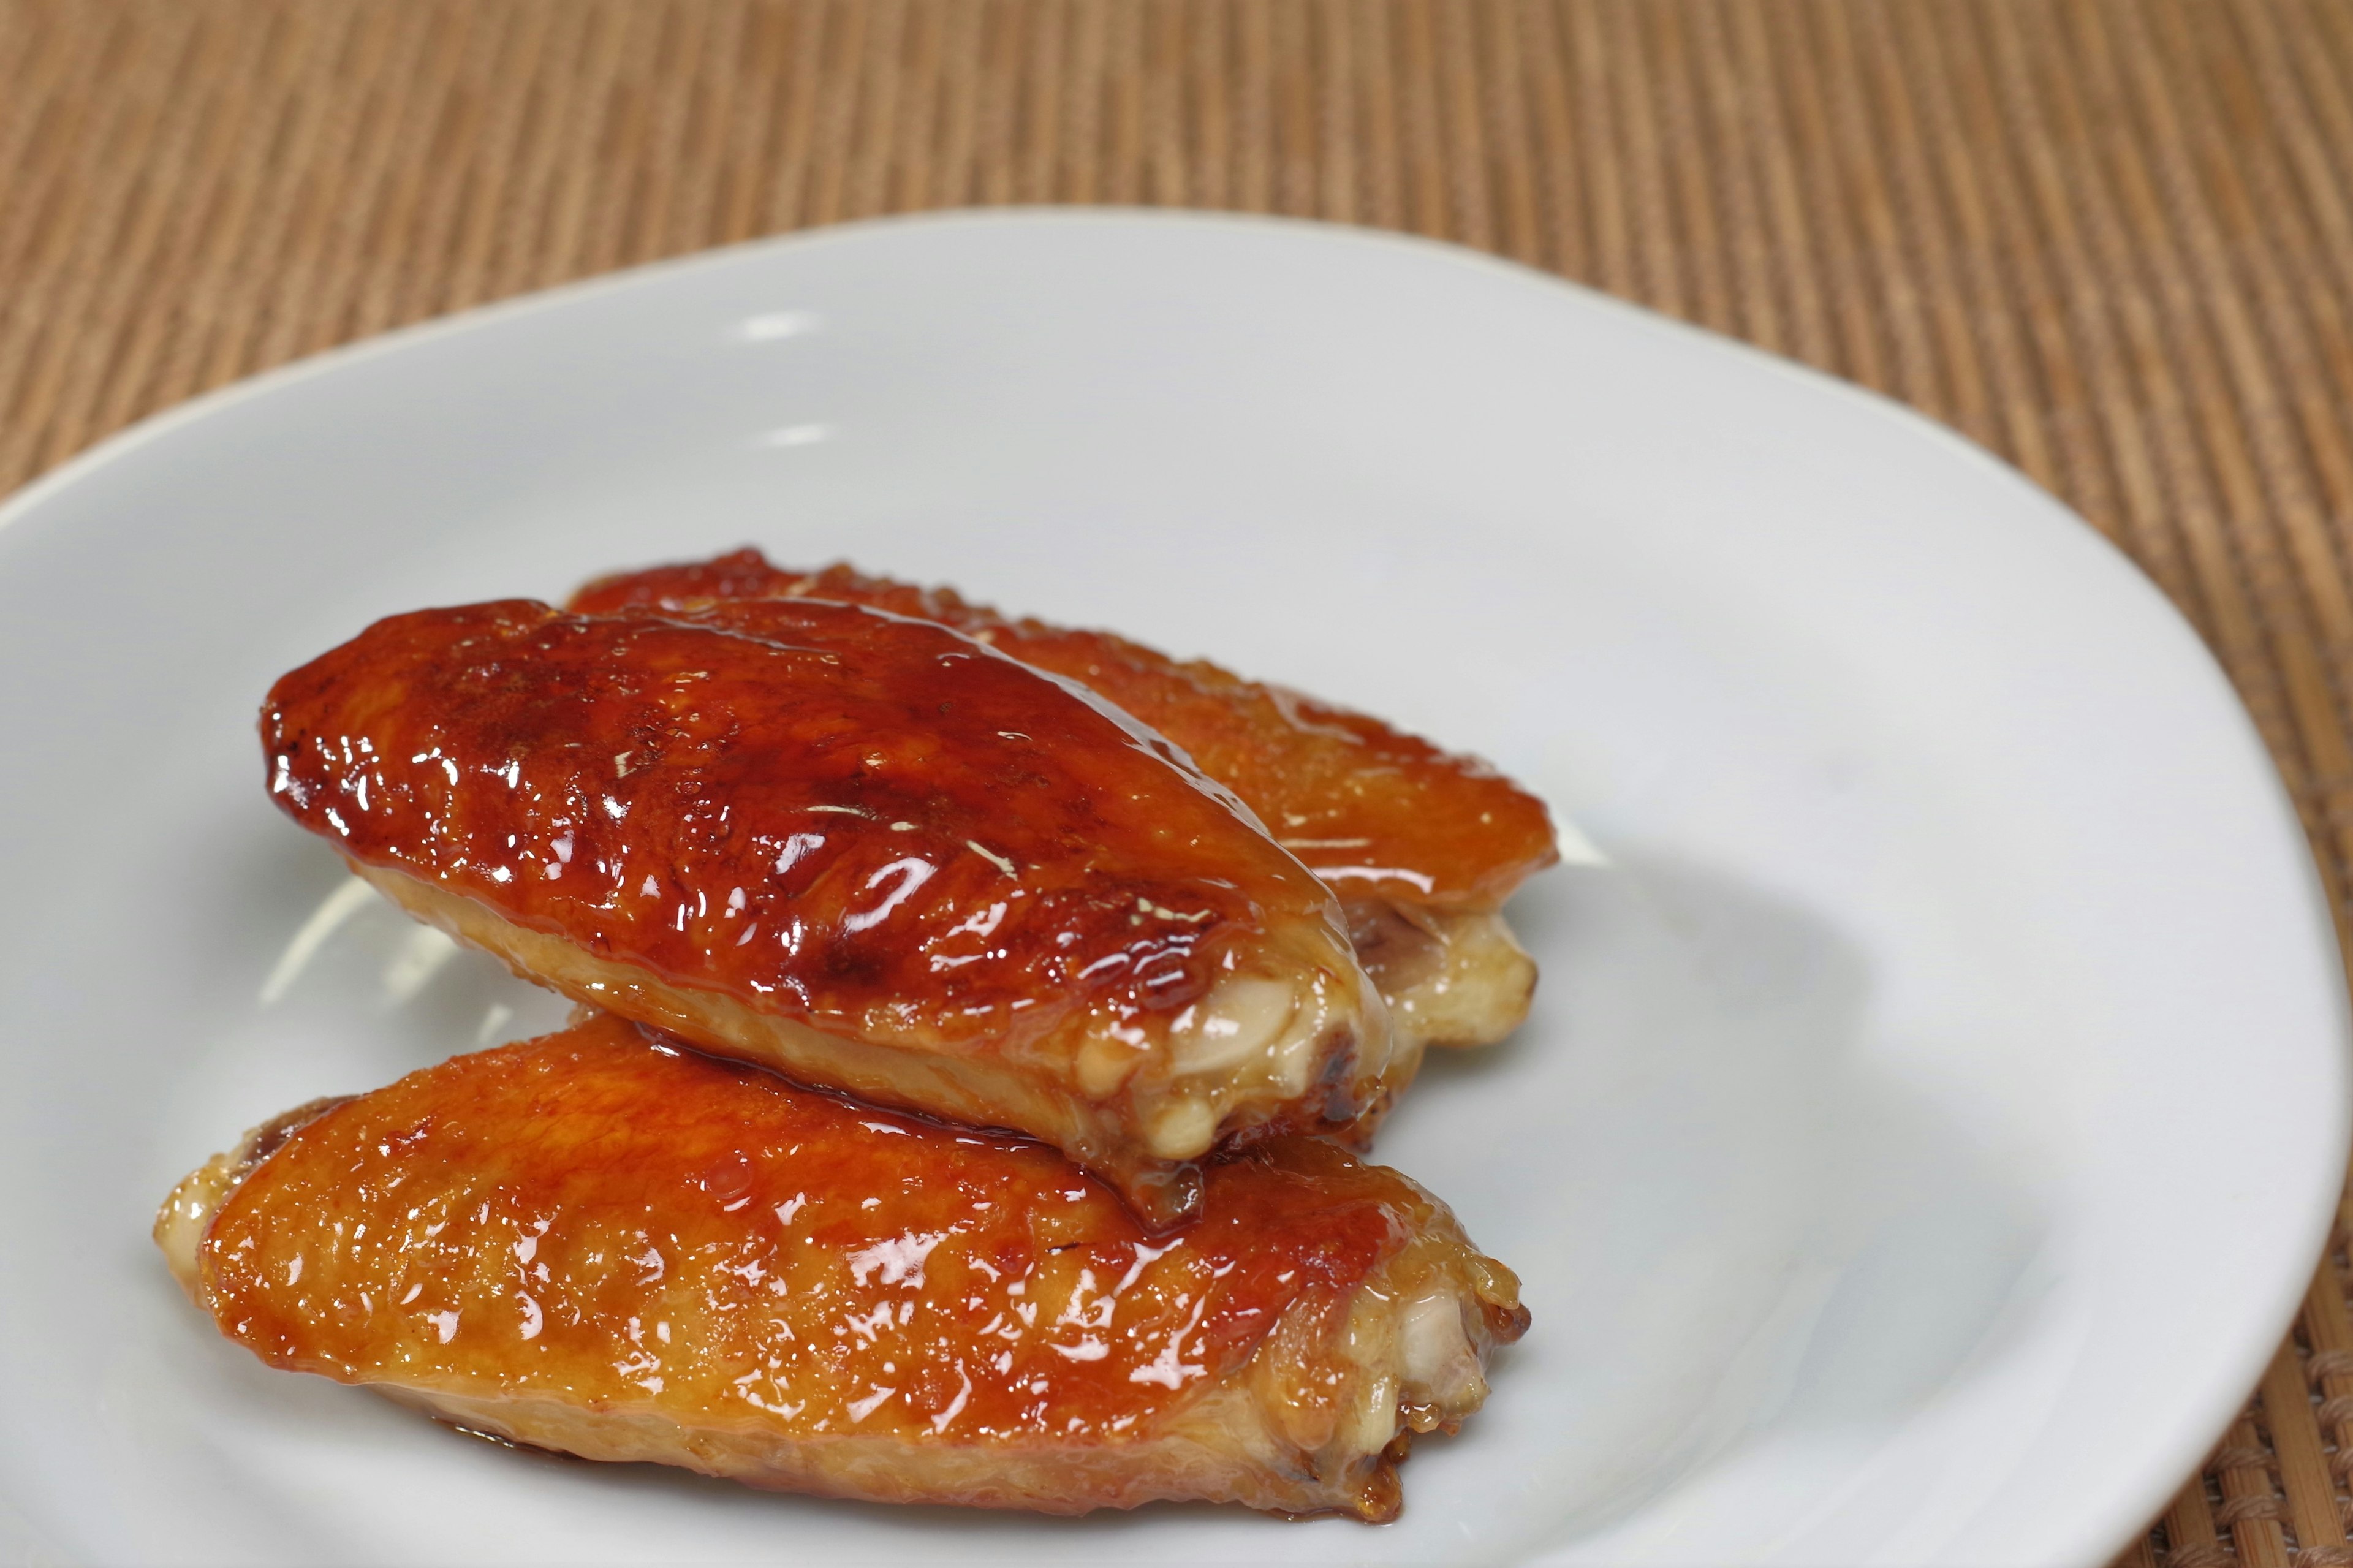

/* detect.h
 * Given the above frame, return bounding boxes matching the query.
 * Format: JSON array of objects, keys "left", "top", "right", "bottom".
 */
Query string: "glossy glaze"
[
  {"left": 571, "top": 553, "right": 1559, "bottom": 911},
  {"left": 263, "top": 597, "right": 1343, "bottom": 1055},
  {"left": 183, "top": 1017, "right": 1526, "bottom": 1516}
]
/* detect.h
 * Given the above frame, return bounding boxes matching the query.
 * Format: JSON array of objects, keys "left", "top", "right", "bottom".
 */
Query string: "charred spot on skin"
[
  {"left": 1312, "top": 1029, "right": 1371, "bottom": 1126},
  {"left": 814, "top": 942, "right": 887, "bottom": 987},
  {"left": 432, "top": 1418, "right": 591, "bottom": 1464},
  {"left": 246, "top": 1096, "right": 357, "bottom": 1167}
]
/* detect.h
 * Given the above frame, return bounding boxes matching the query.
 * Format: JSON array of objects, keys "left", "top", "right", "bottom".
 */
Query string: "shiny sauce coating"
[
  {"left": 570, "top": 553, "right": 1559, "bottom": 912},
  {"left": 261, "top": 597, "right": 1343, "bottom": 1056},
  {"left": 200, "top": 1017, "right": 1428, "bottom": 1446}
]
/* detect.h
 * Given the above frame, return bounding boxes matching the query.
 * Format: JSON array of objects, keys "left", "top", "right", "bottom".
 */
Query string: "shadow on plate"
[
  {"left": 141, "top": 836, "right": 2047, "bottom": 1563},
  {"left": 1409, "top": 853, "right": 2052, "bottom": 1555}
]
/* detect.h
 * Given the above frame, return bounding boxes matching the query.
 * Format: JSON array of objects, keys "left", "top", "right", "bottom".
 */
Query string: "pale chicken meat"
[
  {"left": 156, "top": 1015, "right": 1528, "bottom": 1520},
  {"left": 260, "top": 597, "right": 1406, "bottom": 1228},
  {"left": 570, "top": 553, "right": 1560, "bottom": 1051}
]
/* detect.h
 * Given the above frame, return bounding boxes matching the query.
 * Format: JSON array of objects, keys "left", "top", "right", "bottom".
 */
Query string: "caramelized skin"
[
  {"left": 570, "top": 553, "right": 1559, "bottom": 912},
  {"left": 262, "top": 599, "right": 1397, "bottom": 1225},
  {"left": 161, "top": 1017, "right": 1528, "bottom": 1520}
]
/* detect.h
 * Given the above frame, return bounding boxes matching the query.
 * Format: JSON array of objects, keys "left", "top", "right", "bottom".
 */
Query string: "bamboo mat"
[{"left": 5, "top": 1, "right": 2352, "bottom": 1561}]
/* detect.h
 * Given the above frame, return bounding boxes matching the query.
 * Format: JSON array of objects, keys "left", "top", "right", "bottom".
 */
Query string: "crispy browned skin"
[
  {"left": 156, "top": 1016, "right": 1528, "bottom": 1520},
  {"left": 571, "top": 555, "right": 1558, "bottom": 908},
  {"left": 570, "top": 553, "right": 1557, "bottom": 1046},
  {"left": 261, "top": 598, "right": 1401, "bottom": 1227}
]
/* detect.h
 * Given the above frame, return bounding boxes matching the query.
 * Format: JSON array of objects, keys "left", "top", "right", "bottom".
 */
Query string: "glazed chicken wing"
[
  {"left": 156, "top": 1015, "right": 1527, "bottom": 1520},
  {"left": 571, "top": 553, "right": 1560, "bottom": 1050},
  {"left": 261, "top": 598, "right": 1400, "bottom": 1227}
]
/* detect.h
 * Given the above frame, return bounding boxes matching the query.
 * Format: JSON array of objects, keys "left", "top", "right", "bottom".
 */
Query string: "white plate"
[{"left": 0, "top": 211, "right": 2342, "bottom": 1567}]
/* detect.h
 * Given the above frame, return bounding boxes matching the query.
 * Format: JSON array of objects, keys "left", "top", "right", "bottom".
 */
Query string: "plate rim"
[{"left": 2, "top": 205, "right": 2344, "bottom": 1567}]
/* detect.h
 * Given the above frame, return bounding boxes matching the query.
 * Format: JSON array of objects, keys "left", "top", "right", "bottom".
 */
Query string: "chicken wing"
[
  {"left": 261, "top": 597, "right": 1401, "bottom": 1227},
  {"left": 570, "top": 553, "right": 1557, "bottom": 1050},
  {"left": 156, "top": 1014, "right": 1527, "bottom": 1520}
]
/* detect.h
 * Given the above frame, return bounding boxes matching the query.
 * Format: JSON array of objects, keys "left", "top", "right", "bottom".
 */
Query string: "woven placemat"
[{"left": 6, "top": 2, "right": 2351, "bottom": 1561}]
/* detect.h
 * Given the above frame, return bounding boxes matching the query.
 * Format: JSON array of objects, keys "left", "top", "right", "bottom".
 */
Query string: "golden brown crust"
[
  {"left": 355, "top": 862, "right": 1406, "bottom": 1222},
  {"left": 154, "top": 1095, "right": 350, "bottom": 1297},
  {"left": 569, "top": 553, "right": 1560, "bottom": 913},
  {"left": 261, "top": 597, "right": 1403, "bottom": 1224},
  {"left": 165, "top": 1017, "right": 1526, "bottom": 1520}
]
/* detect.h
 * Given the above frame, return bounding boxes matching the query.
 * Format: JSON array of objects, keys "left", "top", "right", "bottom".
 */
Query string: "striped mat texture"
[{"left": 6, "top": 2, "right": 2353, "bottom": 1562}]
